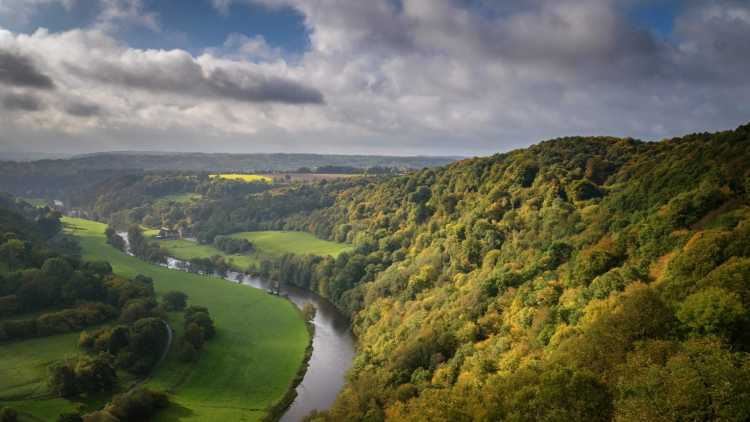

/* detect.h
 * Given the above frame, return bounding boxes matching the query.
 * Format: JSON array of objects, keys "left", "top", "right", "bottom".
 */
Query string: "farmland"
[
  {"left": 209, "top": 174, "right": 273, "bottom": 183},
  {"left": 156, "top": 231, "right": 352, "bottom": 272},
  {"left": 0, "top": 217, "right": 310, "bottom": 421}
]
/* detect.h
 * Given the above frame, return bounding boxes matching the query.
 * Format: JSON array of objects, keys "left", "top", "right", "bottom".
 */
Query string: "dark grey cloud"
[
  {"left": 64, "top": 100, "right": 103, "bottom": 117},
  {"left": 1, "top": 93, "right": 46, "bottom": 111},
  {"left": 64, "top": 51, "right": 324, "bottom": 105},
  {"left": 206, "top": 67, "right": 324, "bottom": 104},
  {"left": 0, "top": 50, "right": 55, "bottom": 89}
]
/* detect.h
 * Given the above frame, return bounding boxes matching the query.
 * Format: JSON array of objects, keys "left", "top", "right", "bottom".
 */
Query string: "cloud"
[
  {"left": 0, "top": 50, "right": 55, "bottom": 89},
  {"left": 0, "top": 0, "right": 75, "bottom": 25},
  {"left": 63, "top": 48, "right": 324, "bottom": 104},
  {"left": 1, "top": 92, "right": 46, "bottom": 111},
  {"left": 3, "top": 0, "right": 750, "bottom": 155},
  {"left": 64, "top": 100, "right": 102, "bottom": 117},
  {"left": 94, "top": 0, "right": 160, "bottom": 33}
]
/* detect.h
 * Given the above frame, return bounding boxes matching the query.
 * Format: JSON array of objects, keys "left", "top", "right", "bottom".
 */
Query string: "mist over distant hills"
[{"left": 2, "top": 151, "right": 459, "bottom": 172}]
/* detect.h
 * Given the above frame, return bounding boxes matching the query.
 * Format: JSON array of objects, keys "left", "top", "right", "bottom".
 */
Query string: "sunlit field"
[
  {"left": 156, "top": 230, "right": 352, "bottom": 272},
  {"left": 209, "top": 174, "right": 273, "bottom": 183}
]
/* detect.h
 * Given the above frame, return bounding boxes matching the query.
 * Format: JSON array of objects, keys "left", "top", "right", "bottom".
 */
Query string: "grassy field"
[
  {"left": 0, "top": 327, "right": 126, "bottom": 420},
  {"left": 156, "top": 231, "right": 352, "bottom": 272},
  {"left": 231, "top": 231, "right": 352, "bottom": 258},
  {"left": 210, "top": 174, "right": 273, "bottom": 184},
  {"left": 156, "top": 193, "right": 202, "bottom": 204},
  {"left": 0, "top": 332, "right": 82, "bottom": 400},
  {"left": 155, "top": 239, "right": 260, "bottom": 269},
  {"left": 0, "top": 217, "right": 310, "bottom": 422}
]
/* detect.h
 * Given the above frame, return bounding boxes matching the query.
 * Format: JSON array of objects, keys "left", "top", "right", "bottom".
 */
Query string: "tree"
[
  {"left": 177, "top": 338, "right": 198, "bottom": 362},
  {"left": 615, "top": 338, "right": 750, "bottom": 421},
  {"left": 677, "top": 287, "right": 745, "bottom": 338},
  {"left": 184, "top": 323, "right": 205, "bottom": 350},
  {"left": 105, "top": 226, "right": 126, "bottom": 251},
  {"left": 302, "top": 302, "right": 317, "bottom": 322},
  {"left": 105, "top": 388, "right": 169, "bottom": 421},
  {"left": 162, "top": 291, "right": 188, "bottom": 311},
  {"left": 42, "top": 257, "right": 74, "bottom": 282},
  {"left": 0, "top": 407, "right": 18, "bottom": 422},
  {"left": 0, "top": 239, "right": 24, "bottom": 270}
]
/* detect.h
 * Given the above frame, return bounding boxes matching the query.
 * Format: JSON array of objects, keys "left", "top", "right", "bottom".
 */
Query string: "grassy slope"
[
  {"left": 155, "top": 239, "right": 260, "bottom": 270},
  {"left": 0, "top": 332, "right": 81, "bottom": 400},
  {"left": 231, "top": 231, "right": 352, "bottom": 258},
  {"left": 7, "top": 217, "right": 309, "bottom": 422},
  {"left": 157, "top": 231, "right": 352, "bottom": 272}
]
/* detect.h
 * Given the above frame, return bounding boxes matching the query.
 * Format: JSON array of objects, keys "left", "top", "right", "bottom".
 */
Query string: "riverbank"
[
  {"left": 163, "top": 250, "right": 357, "bottom": 421},
  {"left": 263, "top": 321, "right": 315, "bottom": 421}
]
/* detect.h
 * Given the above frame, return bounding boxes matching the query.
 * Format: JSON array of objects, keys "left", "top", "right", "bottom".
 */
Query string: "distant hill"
[
  {"left": 0, "top": 152, "right": 459, "bottom": 200},
  {"left": 47, "top": 151, "right": 460, "bottom": 172}
]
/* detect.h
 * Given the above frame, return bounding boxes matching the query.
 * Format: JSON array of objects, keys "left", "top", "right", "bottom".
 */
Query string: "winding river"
[
  {"left": 119, "top": 232, "right": 356, "bottom": 420},
  {"left": 217, "top": 266, "right": 356, "bottom": 422}
]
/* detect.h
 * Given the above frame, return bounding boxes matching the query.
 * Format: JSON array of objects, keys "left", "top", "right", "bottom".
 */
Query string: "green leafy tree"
[{"left": 162, "top": 291, "right": 188, "bottom": 311}]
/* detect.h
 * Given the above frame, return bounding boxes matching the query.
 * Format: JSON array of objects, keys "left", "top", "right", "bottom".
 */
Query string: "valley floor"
[
  {"left": 156, "top": 230, "right": 352, "bottom": 272},
  {"left": 0, "top": 217, "right": 310, "bottom": 422}
]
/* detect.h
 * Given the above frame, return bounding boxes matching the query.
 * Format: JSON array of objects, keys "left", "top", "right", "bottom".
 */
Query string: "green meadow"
[
  {"left": 156, "top": 231, "right": 352, "bottom": 272},
  {"left": 155, "top": 239, "right": 261, "bottom": 270},
  {"left": 0, "top": 217, "right": 309, "bottom": 422},
  {"left": 231, "top": 231, "right": 352, "bottom": 258}
]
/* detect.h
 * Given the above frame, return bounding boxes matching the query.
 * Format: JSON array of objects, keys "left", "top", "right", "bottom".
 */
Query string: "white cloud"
[
  {"left": 2, "top": 0, "right": 750, "bottom": 155},
  {"left": 94, "top": 0, "right": 160, "bottom": 33}
]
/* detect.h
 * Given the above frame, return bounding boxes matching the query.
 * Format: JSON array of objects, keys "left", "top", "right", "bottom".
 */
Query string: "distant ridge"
[{"left": 15, "top": 151, "right": 461, "bottom": 172}]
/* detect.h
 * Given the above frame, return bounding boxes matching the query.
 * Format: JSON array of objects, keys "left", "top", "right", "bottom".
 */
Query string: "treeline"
[{"left": 86, "top": 175, "right": 370, "bottom": 244}]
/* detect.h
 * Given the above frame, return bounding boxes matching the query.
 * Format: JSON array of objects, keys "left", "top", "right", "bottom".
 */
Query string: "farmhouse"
[{"left": 156, "top": 227, "right": 179, "bottom": 240}]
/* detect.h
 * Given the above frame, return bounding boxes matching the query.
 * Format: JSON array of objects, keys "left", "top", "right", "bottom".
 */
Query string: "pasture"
[
  {"left": 157, "top": 231, "right": 352, "bottom": 273},
  {"left": 231, "top": 231, "right": 352, "bottom": 258},
  {"left": 0, "top": 217, "right": 310, "bottom": 422}
]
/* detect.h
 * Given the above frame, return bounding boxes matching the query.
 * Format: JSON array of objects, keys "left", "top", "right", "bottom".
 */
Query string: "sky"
[{"left": 0, "top": 0, "right": 749, "bottom": 156}]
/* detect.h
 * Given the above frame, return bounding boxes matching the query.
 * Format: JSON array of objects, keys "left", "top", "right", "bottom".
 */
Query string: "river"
[
  {"left": 219, "top": 266, "right": 356, "bottom": 422},
  {"left": 119, "top": 232, "right": 356, "bottom": 420}
]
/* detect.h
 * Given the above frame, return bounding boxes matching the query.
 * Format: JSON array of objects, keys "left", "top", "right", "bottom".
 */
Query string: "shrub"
[
  {"left": 162, "top": 291, "right": 188, "bottom": 311},
  {"left": 184, "top": 323, "right": 205, "bottom": 350},
  {"left": 48, "top": 354, "right": 117, "bottom": 397},
  {"left": 0, "top": 407, "right": 17, "bottom": 422},
  {"left": 184, "top": 311, "right": 215, "bottom": 339},
  {"left": 105, "top": 388, "right": 169, "bottom": 421},
  {"left": 302, "top": 303, "right": 317, "bottom": 322},
  {"left": 214, "top": 236, "right": 254, "bottom": 254},
  {"left": 177, "top": 338, "right": 198, "bottom": 362}
]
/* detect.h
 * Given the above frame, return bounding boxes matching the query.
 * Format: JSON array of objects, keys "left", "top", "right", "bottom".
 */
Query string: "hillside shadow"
[{"left": 157, "top": 402, "right": 195, "bottom": 421}]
